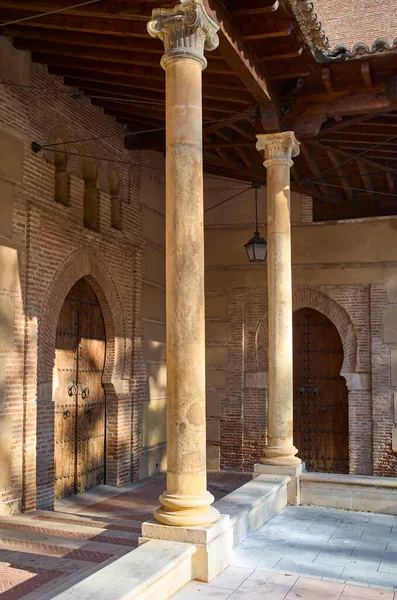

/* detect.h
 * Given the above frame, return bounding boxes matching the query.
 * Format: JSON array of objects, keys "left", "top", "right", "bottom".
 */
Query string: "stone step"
[
  {"left": 49, "top": 540, "right": 195, "bottom": 600},
  {"left": 0, "top": 548, "right": 98, "bottom": 573},
  {"left": 0, "top": 516, "right": 139, "bottom": 546},
  {"left": 32, "top": 510, "right": 142, "bottom": 532},
  {"left": 0, "top": 526, "right": 132, "bottom": 557}
]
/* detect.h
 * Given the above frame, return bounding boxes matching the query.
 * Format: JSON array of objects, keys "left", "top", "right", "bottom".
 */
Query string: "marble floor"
[{"left": 172, "top": 506, "right": 397, "bottom": 599}]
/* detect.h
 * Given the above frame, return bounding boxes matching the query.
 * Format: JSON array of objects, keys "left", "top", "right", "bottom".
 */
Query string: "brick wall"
[
  {"left": 0, "top": 39, "right": 161, "bottom": 513},
  {"left": 313, "top": 0, "right": 396, "bottom": 48}
]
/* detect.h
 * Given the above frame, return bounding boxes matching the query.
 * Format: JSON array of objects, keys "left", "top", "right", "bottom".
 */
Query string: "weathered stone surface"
[
  {"left": 206, "top": 321, "right": 232, "bottom": 342},
  {"left": 383, "top": 308, "right": 397, "bottom": 343},
  {"left": 144, "top": 321, "right": 166, "bottom": 362},
  {"left": 206, "top": 419, "right": 220, "bottom": 442},
  {"left": 0, "top": 181, "right": 13, "bottom": 238},
  {"left": 143, "top": 399, "right": 167, "bottom": 447},
  {"left": 206, "top": 370, "right": 227, "bottom": 389},
  {"left": 0, "top": 415, "right": 12, "bottom": 489},
  {"left": 0, "top": 246, "right": 19, "bottom": 292},
  {"left": 206, "top": 346, "right": 227, "bottom": 365},
  {"left": 0, "top": 358, "right": 5, "bottom": 413},
  {"left": 206, "top": 391, "right": 221, "bottom": 418},
  {"left": 0, "top": 131, "right": 24, "bottom": 183},
  {"left": 0, "top": 296, "right": 14, "bottom": 351},
  {"left": 205, "top": 295, "right": 228, "bottom": 318}
]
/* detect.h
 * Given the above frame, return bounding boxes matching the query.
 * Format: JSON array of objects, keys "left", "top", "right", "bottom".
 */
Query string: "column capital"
[
  {"left": 256, "top": 131, "right": 300, "bottom": 168},
  {"left": 147, "top": 0, "right": 219, "bottom": 70}
]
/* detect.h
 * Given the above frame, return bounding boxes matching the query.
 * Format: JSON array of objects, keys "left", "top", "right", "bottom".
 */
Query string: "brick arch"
[
  {"left": 255, "top": 287, "right": 358, "bottom": 375},
  {"left": 38, "top": 246, "right": 127, "bottom": 387}
]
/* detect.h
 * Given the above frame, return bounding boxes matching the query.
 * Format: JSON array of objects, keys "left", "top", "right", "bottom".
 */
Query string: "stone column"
[
  {"left": 256, "top": 132, "right": 301, "bottom": 467},
  {"left": 147, "top": 1, "right": 220, "bottom": 527}
]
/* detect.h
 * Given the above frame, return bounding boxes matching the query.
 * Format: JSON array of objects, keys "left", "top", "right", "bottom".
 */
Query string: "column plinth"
[
  {"left": 148, "top": 1, "right": 219, "bottom": 528},
  {"left": 256, "top": 132, "right": 301, "bottom": 468}
]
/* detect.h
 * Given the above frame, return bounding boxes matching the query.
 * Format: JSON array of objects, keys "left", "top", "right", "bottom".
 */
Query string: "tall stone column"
[
  {"left": 256, "top": 132, "right": 301, "bottom": 467},
  {"left": 147, "top": 1, "right": 220, "bottom": 527}
]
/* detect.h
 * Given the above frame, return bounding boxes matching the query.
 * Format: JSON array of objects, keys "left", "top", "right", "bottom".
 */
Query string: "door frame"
[{"left": 36, "top": 251, "right": 131, "bottom": 511}]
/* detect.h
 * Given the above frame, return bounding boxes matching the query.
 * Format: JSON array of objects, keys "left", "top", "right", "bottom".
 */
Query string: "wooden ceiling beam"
[
  {"left": 273, "top": 70, "right": 312, "bottom": 80},
  {"left": 356, "top": 161, "right": 375, "bottom": 199},
  {"left": 204, "top": 0, "right": 282, "bottom": 129},
  {"left": 301, "top": 144, "right": 330, "bottom": 199},
  {"left": 3, "top": 25, "right": 161, "bottom": 53},
  {"left": 235, "top": 147, "right": 252, "bottom": 169},
  {"left": 290, "top": 181, "right": 343, "bottom": 204},
  {"left": 228, "top": 123, "right": 255, "bottom": 140},
  {"left": 290, "top": 90, "right": 397, "bottom": 119},
  {"left": 259, "top": 46, "right": 304, "bottom": 62},
  {"left": 16, "top": 38, "right": 234, "bottom": 74},
  {"left": 0, "top": 1, "right": 159, "bottom": 21},
  {"left": 47, "top": 63, "right": 246, "bottom": 92},
  {"left": 321, "top": 68, "right": 334, "bottom": 95},
  {"left": 242, "top": 21, "right": 293, "bottom": 40},
  {"left": 361, "top": 62, "right": 373, "bottom": 89},
  {"left": 326, "top": 150, "right": 354, "bottom": 202},
  {"left": 386, "top": 172, "right": 396, "bottom": 195},
  {"left": 0, "top": 8, "right": 147, "bottom": 36},
  {"left": 306, "top": 141, "right": 395, "bottom": 174},
  {"left": 317, "top": 111, "right": 391, "bottom": 137},
  {"left": 228, "top": 0, "right": 280, "bottom": 16},
  {"left": 62, "top": 77, "right": 250, "bottom": 112}
]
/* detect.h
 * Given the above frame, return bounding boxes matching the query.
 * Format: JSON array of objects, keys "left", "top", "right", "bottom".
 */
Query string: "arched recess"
[
  {"left": 36, "top": 247, "right": 129, "bottom": 507},
  {"left": 253, "top": 287, "right": 372, "bottom": 475},
  {"left": 255, "top": 287, "right": 358, "bottom": 376}
]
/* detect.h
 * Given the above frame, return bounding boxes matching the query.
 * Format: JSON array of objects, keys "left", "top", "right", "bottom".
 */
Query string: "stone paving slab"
[{"left": 172, "top": 505, "right": 397, "bottom": 599}]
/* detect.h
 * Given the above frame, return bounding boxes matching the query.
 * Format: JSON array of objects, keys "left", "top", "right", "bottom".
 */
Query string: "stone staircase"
[{"left": 0, "top": 510, "right": 141, "bottom": 600}]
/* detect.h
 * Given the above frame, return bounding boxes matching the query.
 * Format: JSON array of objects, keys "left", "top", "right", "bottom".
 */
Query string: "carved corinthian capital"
[
  {"left": 256, "top": 132, "right": 300, "bottom": 168},
  {"left": 147, "top": 0, "right": 219, "bottom": 69}
]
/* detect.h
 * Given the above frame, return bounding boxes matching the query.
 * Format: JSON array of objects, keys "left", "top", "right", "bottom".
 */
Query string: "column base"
[
  {"left": 254, "top": 463, "right": 302, "bottom": 505},
  {"left": 260, "top": 445, "right": 301, "bottom": 467},
  {"left": 141, "top": 514, "right": 233, "bottom": 582},
  {"left": 154, "top": 490, "right": 220, "bottom": 527}
]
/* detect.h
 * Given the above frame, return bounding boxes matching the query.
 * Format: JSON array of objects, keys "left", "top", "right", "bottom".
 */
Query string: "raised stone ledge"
[
  {"left": 215, "top": 474, "right": 289, "bottom": 545},
  {"left": 51, "top": 539, "right": 194, "bottom": 600},
  {"left": 141, "top": 474, "right": 288, "bottom": 583},
  {"left": 301, "top": 472, "right": 397, "bottom": 514}
]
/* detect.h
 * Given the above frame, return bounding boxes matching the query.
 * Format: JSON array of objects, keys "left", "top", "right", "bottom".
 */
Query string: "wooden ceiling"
[{"left": 1, "top": 0, "right": 397, "bottom": 219}]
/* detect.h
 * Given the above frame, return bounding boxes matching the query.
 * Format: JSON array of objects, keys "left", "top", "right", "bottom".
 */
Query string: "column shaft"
[
  {"left": 165, "top": 57, "right": 207, "bottom": 498},
  {"left": 147, "top": 0, "right": 220, "bottom": 527},
  {"left": 256, "top": 132, "right": 301, "bottom": 467},
  {"left": 266, "top": 160, "right": 299, "bottom": 465}
]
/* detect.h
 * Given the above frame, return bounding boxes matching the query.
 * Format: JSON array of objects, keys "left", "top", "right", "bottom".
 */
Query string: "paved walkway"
[
  {"left": 0, "top": 472, "right": 250, "bottom": 600},
  {"left": 172, "top": 506, "right": 397, "bottom": 599}
]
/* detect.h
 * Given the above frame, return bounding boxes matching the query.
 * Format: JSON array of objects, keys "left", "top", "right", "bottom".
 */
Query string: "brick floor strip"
[
  {"left": 0, "top": 539, "right": 113, "bottom": 563},
  {"left": 33, "top": 515, "right": 141, "bottom": 533},
  {"left": 0, "top": 565, "right": 61, "bottom": 600},
  {"left": 0, "top": 523, "right": 137, "bottom": 547}
]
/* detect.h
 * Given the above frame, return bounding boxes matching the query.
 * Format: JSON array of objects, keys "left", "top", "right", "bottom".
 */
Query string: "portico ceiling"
[{"left": 1, "top": 0, "right": 397, "bottom": 219}]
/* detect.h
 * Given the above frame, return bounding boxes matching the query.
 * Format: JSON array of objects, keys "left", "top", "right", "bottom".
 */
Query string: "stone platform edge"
[
  {"left": 141, "top": 473, "right": 289, "bottom": 583},
  {"left": 300, "top": 472, "right": 397, "bottom": 514},
  {"left": 51, "top": 539, "right": 195, "bottom": 600}
]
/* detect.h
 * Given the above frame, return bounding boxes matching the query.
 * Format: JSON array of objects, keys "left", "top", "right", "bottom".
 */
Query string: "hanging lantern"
[{"left": 244, "top": 184, "right": 267, "bottom": 263}]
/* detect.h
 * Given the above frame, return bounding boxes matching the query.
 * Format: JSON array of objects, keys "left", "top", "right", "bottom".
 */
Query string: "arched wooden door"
[
  {"left": 293, "top": 308, "right": 349, "bottom": 473},
  {"left": 54, "top": 277, "right": 106, "bottom": 499}
]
